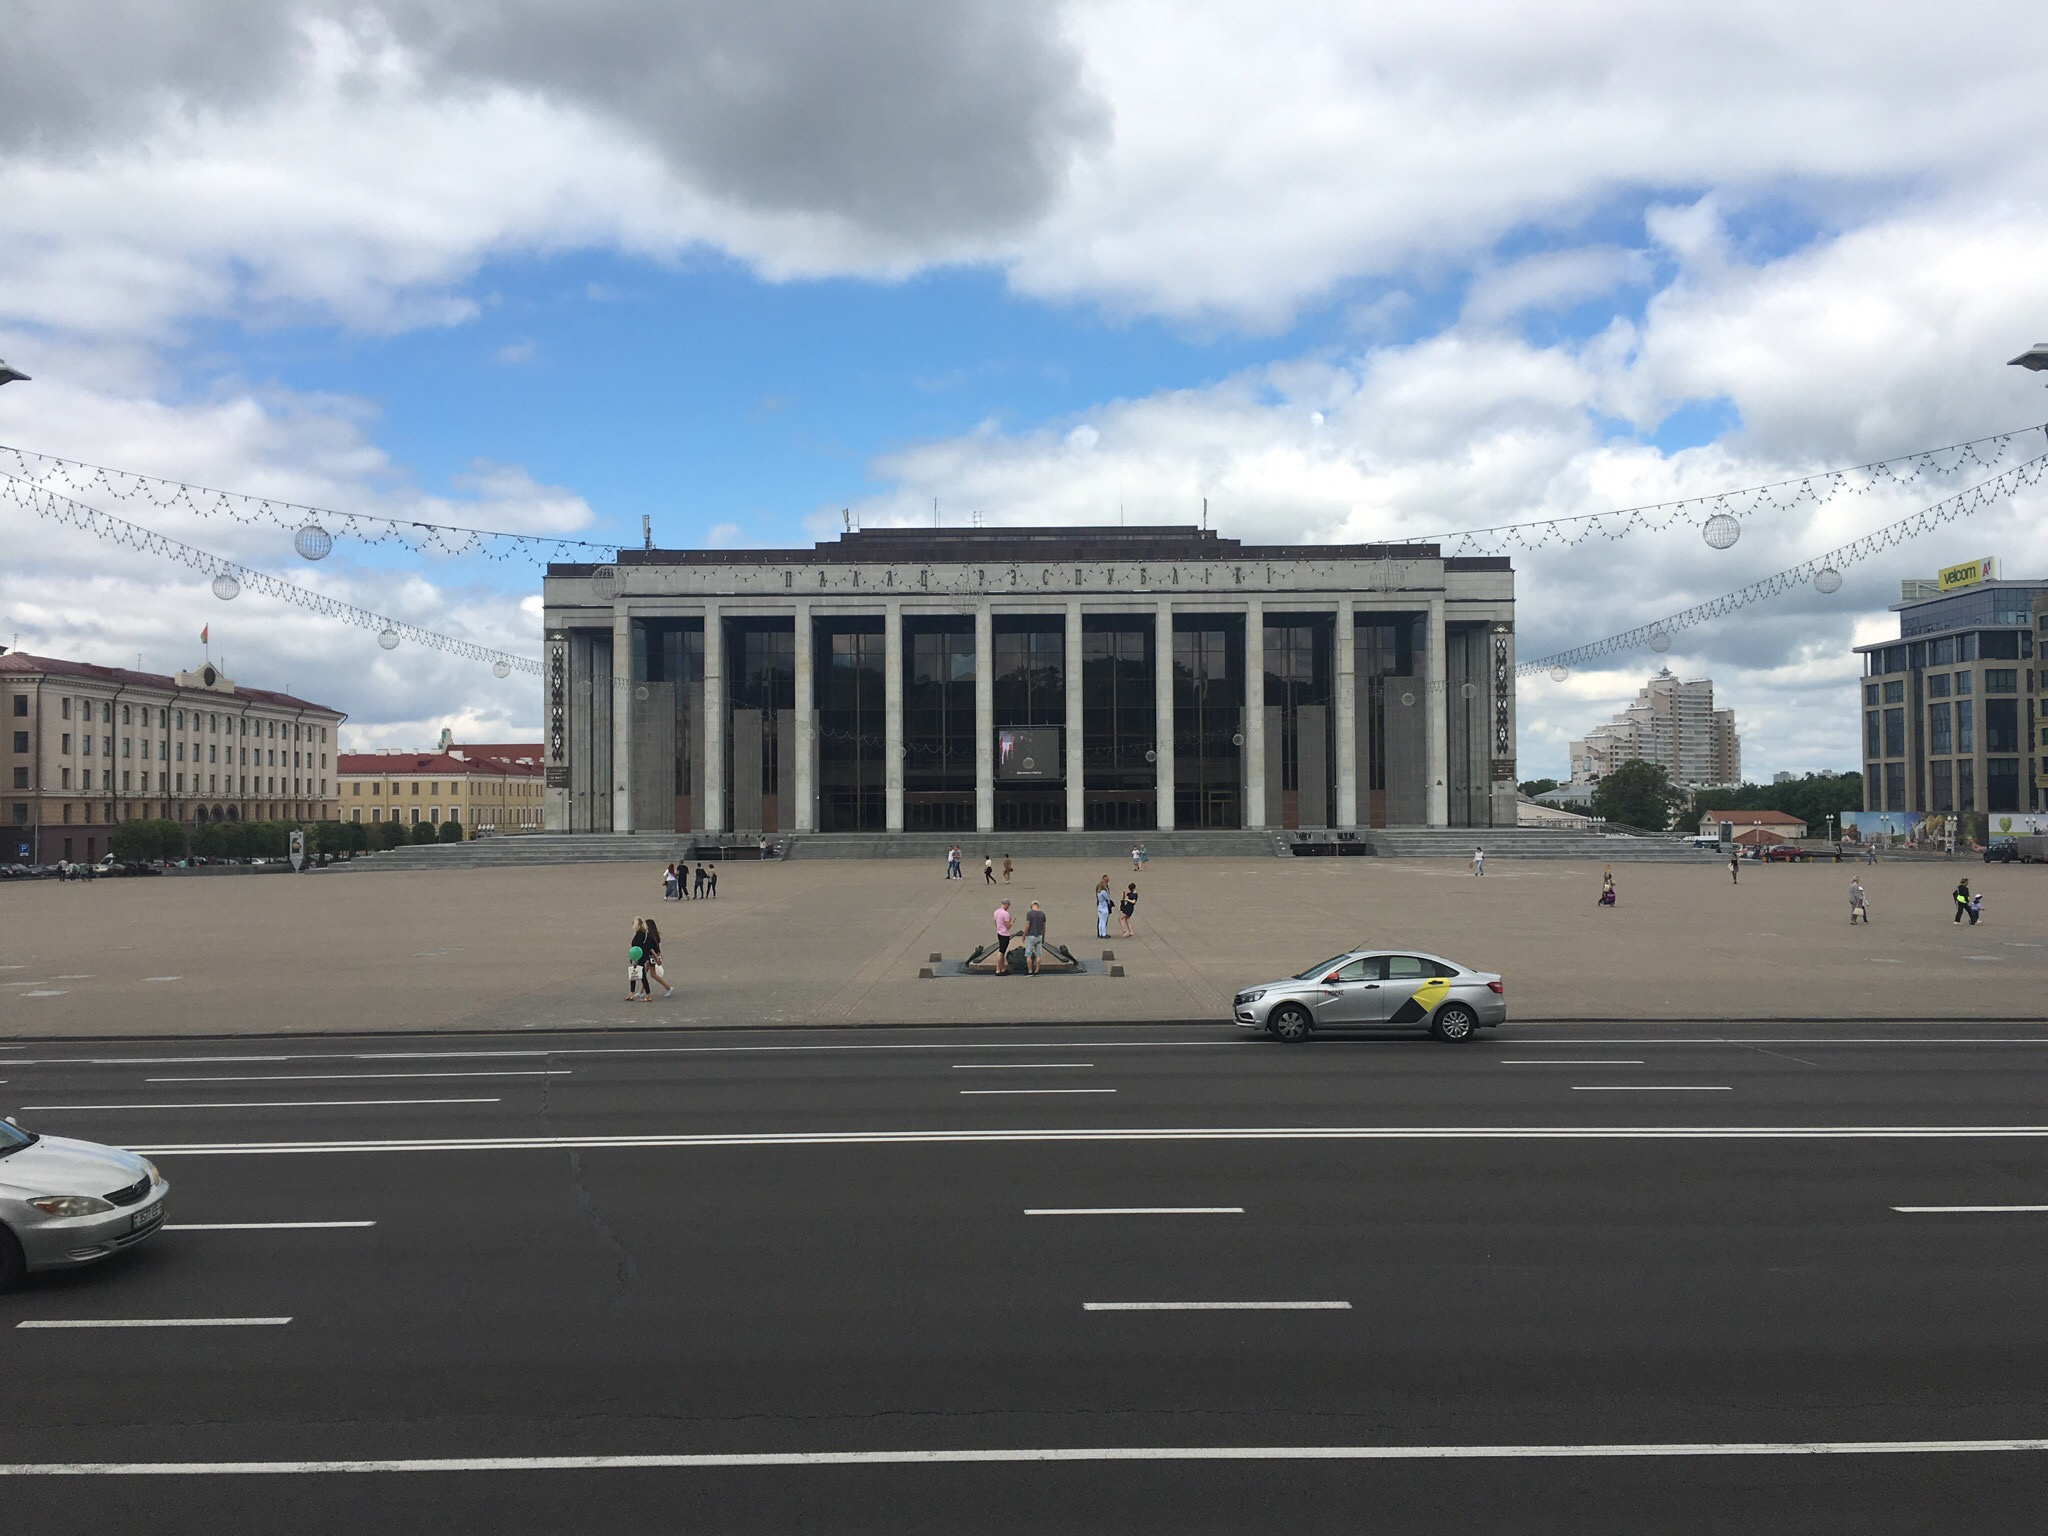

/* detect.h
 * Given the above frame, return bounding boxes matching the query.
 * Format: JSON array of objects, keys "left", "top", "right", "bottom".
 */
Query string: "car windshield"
[
  {"left": 0, "top": 1119, "right": 36, "bottom": 1158},
  {"left": 1292, "top": 954, "right": 1356, "bottom": 981}
]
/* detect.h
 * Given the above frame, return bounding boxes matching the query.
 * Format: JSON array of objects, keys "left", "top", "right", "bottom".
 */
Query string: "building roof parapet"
[{"left": 0, "top": 651, "right": 345, "bottom": 716}]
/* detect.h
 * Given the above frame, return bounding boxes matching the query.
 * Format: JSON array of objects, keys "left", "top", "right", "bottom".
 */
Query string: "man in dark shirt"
[{"left": 1023, "top": 901, "right": 1049, "bottom": 975}]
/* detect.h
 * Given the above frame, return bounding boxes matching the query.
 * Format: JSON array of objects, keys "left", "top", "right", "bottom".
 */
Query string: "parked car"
[
  {"left": 1233, "top": 949, "right": 1506, "bottom": 1042},
  {"left": 0, "top": 1117, "right": 169, "bottom": 1290},
  {"left": 1761, "top": 845, "right": 1811, "bottom": 862}
]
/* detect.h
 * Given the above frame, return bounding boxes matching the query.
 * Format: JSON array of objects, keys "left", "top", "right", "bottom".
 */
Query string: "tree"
[
  {"left": 110, "top": 818, "right": 184, "bottom": 861},
  {"left": 370, "top": 819, "right": 411, "bottom": 852},
  {"left": 1518, "top": 777, "right": 1560, "bottom": 799},
  {"left": 1703, "top": 773, "right": 1863, "bottom": 837},
  {"left": 410, "top": 819, "right": 440, "bottom": 845},
  {"left": 1589, "top": 758, "right": 1682, "bottom": 831},
  {"left": 437, "top": 818, "right": 465, "bottom": 843}
]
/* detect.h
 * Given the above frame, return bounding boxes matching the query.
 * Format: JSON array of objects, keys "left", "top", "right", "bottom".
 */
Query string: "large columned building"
[{"left": 541, "top": 527, "right": 1516, "bottom": 837}]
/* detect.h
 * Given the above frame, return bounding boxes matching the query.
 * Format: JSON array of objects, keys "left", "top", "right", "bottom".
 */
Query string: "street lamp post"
[{"left": 0, "top": 363, "right": 29, "bottom": 863}]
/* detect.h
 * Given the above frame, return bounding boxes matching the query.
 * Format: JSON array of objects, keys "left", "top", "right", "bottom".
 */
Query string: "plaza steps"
[
  {"left": 1361, "top": 828, "right": 1718, "bottom": 862},
  {"left": 346, "top": 834, "right": 690, "bottom": 871},
  {"left": 781, "top": 829, "right": 1289, "bottom": 861}
]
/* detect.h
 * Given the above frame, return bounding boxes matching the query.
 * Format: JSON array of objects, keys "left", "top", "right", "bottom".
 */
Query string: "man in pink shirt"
[{"left": 992, "top": 900, "right": 1014, "bottom": 975}]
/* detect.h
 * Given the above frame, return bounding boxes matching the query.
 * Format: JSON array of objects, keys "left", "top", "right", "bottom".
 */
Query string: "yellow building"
[{"left": 336, "top": 744, "right": 545, "bottom": 834}]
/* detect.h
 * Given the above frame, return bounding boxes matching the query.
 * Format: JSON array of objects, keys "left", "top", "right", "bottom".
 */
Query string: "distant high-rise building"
[{"left": 1568, "top": 669, "right": 1739, "bottom": 788}]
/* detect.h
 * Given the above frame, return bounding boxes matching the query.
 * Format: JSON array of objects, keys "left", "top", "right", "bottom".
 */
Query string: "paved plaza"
[{"left": 2, "top": 854, "right": 2040, "bottom": 1038}]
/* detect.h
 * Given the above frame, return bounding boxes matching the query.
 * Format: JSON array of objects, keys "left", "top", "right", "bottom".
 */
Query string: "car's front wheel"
[
  {"left": 1431, "top": 1003, "right": 1478, "bottom": 1043},
  {"left": 0, "top": 1227, "right": 25, "bottom": 1293},
  {"left": 1268, "top": 1004, "right": 1313, "bottom": 1043}
]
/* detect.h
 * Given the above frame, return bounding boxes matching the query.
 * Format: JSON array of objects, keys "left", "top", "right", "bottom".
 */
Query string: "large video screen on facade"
[{"left": 997, "top": 728, "right": 1062, "bottom": 781}]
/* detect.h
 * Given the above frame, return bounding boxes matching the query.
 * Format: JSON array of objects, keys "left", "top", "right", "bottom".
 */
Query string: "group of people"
[
  {"left": 1952, "top": 877, "right": 1984, "bottom": 925},
  {"left": 625, "top": 915, "right": 672, "bottom": 1000},
  {"left": 989, "top": 898, "right": 1052, "bottom": 974},
  {"left": 663, "top": 862, "right": 717, "bottom": 900},
  {"left": 944, "top": 846, "right": 1017, "bottom": 884},
  {"left": 1094, "top": 874, "right": 1139, "bottom": 937}
]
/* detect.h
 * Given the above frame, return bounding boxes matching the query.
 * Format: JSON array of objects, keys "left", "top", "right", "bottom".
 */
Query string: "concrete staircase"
[
  {"left": 783, "top": 829, "right": 1289, "bottom": 861},
  {"left": 344, "top": 833, "right": 693, "bottom": 871},
  {"left": 1360, "top": 827, "right": 1717, "bottom": 862}
]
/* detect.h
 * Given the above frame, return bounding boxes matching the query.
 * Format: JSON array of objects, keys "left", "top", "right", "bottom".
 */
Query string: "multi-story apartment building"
[
  {"left": 337, "top": 744, "right": 546, "bottom": 834},
  {"left": 1854, "top": 578, "right": 2045, "bottom": 815},
  {"left": 1568, "top": 668, "right": 1740, "bottom": 788},
  {"left": 3, "top": 650, "right": 346, "bottom": 864}
]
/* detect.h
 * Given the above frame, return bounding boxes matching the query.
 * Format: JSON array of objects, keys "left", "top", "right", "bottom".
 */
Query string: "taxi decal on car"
[{"left": 1387, "top": 974, "right": 1453, "bottom": 1025}]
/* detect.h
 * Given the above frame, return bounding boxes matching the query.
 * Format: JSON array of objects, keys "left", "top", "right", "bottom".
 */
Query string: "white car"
[{"left": 0, "top": 1117, "right": 168, "bottom": 1289}]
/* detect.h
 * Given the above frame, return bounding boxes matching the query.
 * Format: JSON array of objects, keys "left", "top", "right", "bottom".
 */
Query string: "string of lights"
[
  {"left": 1518, "top": 450, "right": 2048, "bottom": 680},
  {"left": 0, "top": 442, "right": 622, "bottom": 565},
  {"left": 1427, "top": 426, "right": 2042, "bottom": 556},
  {"left": 2, "top": 471, "right": 542, "bottom": 678}
]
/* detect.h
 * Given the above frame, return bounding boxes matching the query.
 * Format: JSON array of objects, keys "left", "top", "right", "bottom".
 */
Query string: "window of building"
[
  {"left": 1928, "top": 702, "right": 1952, "bottom": 755},
  {"left": 121, "top": 704, "right": 130, "bottom": 725},
  {"left": 1986, "top": 698, "right": 2020, "bottom": 753},
  {"left": 1957, "top": 699, "right": 1974, "bottom": 753},
  {"left": 60, "top": 698, "right": 70, "bottom": 720},
  {"left": 1981, "top": 631, "right": 2022, "bottom": 661},
  {"left": 10, "top": 803, "right": 24, "bottom": 824},
  {"left": 1881, "top": 680, "right": 1904, "bottom": 704},
  {"left": 1882, "top": 707, "right": 1905, "bottom": 758},
  {"left": 1926, "top": 673, "right": 1950, "bottom": 698},
  {"left": 1959, "top": 633, "right": 1978, "bottom": 661},
  {"left": 10, "top": 694, "right": 24, "bottom": 717},
  {"left": 1955, "top": 671, "right": 1972, "bottom": 695},
  {"left": 1862, "top": 683, "right": 1878, "bottom": 705},
  {"left": 10, "top": 731, "right": 24, "bottom": 753},
  {"left": 410, "top": 807, "right": 421, "bottom": 824},
  {"left": 1985, "top": 669, "right": 2018, "bottom": 694},
  {"left": 1988, "top": 757, "right": 2022, "bottom": 811},
  {"left": 1883, "top": 761, "right": 1906, "bottom": 810},
  {"left": 208, "top": 744, "right": 217, "bottom": 763},
  {"left": 11, "top": 767, "right": 25, "bottom": 789}
]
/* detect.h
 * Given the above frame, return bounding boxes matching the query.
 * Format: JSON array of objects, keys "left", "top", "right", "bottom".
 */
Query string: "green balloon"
[{"left": 629, "top": 945, "right": 644, "bottom": 962}]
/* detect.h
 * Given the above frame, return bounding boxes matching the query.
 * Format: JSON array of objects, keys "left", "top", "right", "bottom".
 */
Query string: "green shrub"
[{"left": 410, "top": 820, "right": 440, "bottom": 845}]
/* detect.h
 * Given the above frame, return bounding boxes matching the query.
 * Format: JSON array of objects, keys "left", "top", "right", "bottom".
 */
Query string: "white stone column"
[
  {"left": 611, "top": 608, "right": 634, "bottom": 834},
  {"left": 702, "top": 604, "right": 725, "bottom": 833},
  {"left": 974, "top": 603, "right": 995, "bottom": 831},
  {"left": 1064, "top": 602, "right": 1085, "bottom": 830},
  {"left": 1154, "top": 600, "right": 1176, "bottom": 831},
  {"left": 792, "top": 602, "right": 815, "bottom": 832},
  {"left": 1426, "top": 596, "right": 1449, "bottom": 828},
  {"left": 1334, "top": 597, "right": 1358, "bottom": 829},
  {"left": 884, "top": 600, "right": 905, "bottom": 831},
  {"left": 1243, "top": 599, "right": 1266, "bottom": 828}
]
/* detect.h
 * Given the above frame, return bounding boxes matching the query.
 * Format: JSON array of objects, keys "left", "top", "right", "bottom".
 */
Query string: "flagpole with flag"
[{"left": 201, "top": 624, "right": 209, "bottom": 665}]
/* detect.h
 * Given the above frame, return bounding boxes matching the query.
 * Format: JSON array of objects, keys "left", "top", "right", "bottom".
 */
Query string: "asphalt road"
[{"left": 7, "top": 1019, "right": 2048, "bottom": 1532}]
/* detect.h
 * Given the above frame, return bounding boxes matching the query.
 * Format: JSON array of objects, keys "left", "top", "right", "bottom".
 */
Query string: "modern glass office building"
[
  {"left": 1854, "top": 579, "right": 2047, "bottom": 815},
  {"left": 541, "top": 526, "right": 1518, "bottom": 837}
]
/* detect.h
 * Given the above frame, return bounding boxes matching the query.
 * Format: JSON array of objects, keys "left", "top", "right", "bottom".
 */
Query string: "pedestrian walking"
[
  {"left": 693, "top": 863, "right": 707, "bottom": 898},
  {"left": 1095, "top": 875, "right": 1113, "bottom": 938},
  {"left": 1968, "top": 891, "right": 1984, "bottom": 926},
  {"left": 663, "top": 862, "right": 680, "bottom": 901},
  {"left": 984, "top": 854, "right": 996, "bottom": 885},
  {"left": 1953, "top": 877, "right": 1971, "bottom": 924},
  {"left": 1729, "top": 851, "right": 1740, "bottom": 885},
  {"left": 1023, "top": 900, "right": 1048, "bottom": 974},
  {"left": 1132, "top": 844, "right": 1142, "bottom": 871},
  {"left": 1119, "top": 881, "right": 1138, "bottom": 938},
  {"left": 706, "top": 865, "right": 718, "bottom": 899},
  {"left": 992, "top": 899, "right": 1014, "bottom": 974},
  {"left": 1848, "top": 878, "right": 1869, "bottom": 924},
  {"left": 1002, "top": 854, "right": 1013, "bottom": 884},
  {"left": 1597, "top": 871, "right": 1616, "bottom": 907},
  {"left": 1471, "top": 846, "right": 1485, "bottom": 876},
  {"left": 642, "top": 916, "right": 673, "bottom": 997},
  {"left": 626, "top": 918, "right": 650, "bottom": 1001}
]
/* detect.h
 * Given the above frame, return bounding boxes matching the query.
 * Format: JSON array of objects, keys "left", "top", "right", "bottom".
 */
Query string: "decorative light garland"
[
  {"left": 1, "top": 471, "right": 541, "bottom": 676},
  {"left": 0, "top": 442, "right": 622, "bottom": 565},
  {"left": 1416, "top": 426, "right": 2041, "bottom": 555},
  {"left": 1519, "top": 451, "right": 2048, "bottom": 679}
]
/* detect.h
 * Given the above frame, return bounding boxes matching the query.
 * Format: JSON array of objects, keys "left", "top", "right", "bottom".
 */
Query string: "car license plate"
[{"left": 131, "top": 1204, "right": 163, "bottom": 1233}]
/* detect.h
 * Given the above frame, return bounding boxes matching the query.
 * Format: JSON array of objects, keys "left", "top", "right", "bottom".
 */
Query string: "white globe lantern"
[
  {"left": 1814, "top": 567, "right": 1843, "bottom": 594},
  {"left": 1701, "top": 513, "right": 1741, "bottom": 550},
  {"left": 377, "top": 628, "right": 400, "bottom": 650},
  {"left": 1649, "top": 629, "right": 1672, "bottom": 653},
  {"left": 211, "top": 572, "right": 241, "bottom": 601},
  {"left": 493, "top": 659, "right": 512, "bottom": 679},
  {"left": 294, "top": 524, "right": 333, "bottom": 561}
]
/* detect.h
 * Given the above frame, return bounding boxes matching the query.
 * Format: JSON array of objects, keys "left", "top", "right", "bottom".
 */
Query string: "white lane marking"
[
  {"left": 1027, "top": 1207, "right": 1243, "bottom": 1216},
  {"left": 145, "top": 1071, "right": 568, "bottom": 1084},
  {"left": 1500, "top": 1060, "right": 1645, "bottom": 1066},
  {"left": 1967, "top": 957, "right": 2002, "bottom": 962},
  {"left": 1893, "top": 1204, "right": 2048, "bottom": 1214},
  {"left": 960, "top": 1089, "right": 1117, "bottom": 1096},
  {"left": 20, "top": 991, "right": 65, "bottom": 998},
  {"left": 122, "top": 1125, "right": 2048, "bottom": 1158},
  {"left": 163, "top": 1221, "right": 377, "bottom": 1231},
  {"left": 55, "top": 974, "right": 93, "bottom": 980},
  {"left": 1870, "top": 959, "right": 1904, "bottom": 964},
  {"left": 952, "top": 1063, "right": 1094, "bottom": 1070},
  {"left": 1085, "top": 1301, "right": 1350, "bottom": 1312},
  {"left": 16, "top": 1318, "right": 290, "bottom": 1330},
  {"left": 143, "top": 976, "right": 181, "bottom": 983},
  {"left": 5, "top": 1439, "right": 2048, "bottom": 1474},
  {"left": 20, "top": 1098, "right": 500, "bottom": 1111},
  {"left": 0, "top": 1042, "right": 1224, "bottom": 1068},
  {"left": 1571, "top": 1086, "right": 1732, "bottom": 1092}
]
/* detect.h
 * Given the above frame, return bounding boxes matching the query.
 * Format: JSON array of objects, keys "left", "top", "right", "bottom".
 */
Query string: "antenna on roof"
[
  {"left": 1202, "top": 497, "right": 1208, "bottom": 531},
  {"left": 641, "top": 514, "right": 652, "bottom": 551},
  {"left": 934, "top": 497, "right": 939, "bottom": 528},
  {"left": 842, "top": 508, "right": 853, "bottom": 534}
]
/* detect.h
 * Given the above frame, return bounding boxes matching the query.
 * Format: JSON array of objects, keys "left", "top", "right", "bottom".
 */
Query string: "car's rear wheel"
[
  {"left": 1431, "top": 1003, "right": 1478, "bottom": 1043},
  {"left": 1268, "top": 1004, "right": 1313, "bottom": 1043},
  {"left": 0, "top": 1227, "right": 25, "bottom": 1293}
]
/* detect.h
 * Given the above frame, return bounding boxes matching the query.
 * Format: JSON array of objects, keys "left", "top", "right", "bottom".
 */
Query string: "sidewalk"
[{"left": 2, "top": 855, "right": 2042, "bottom": 1038}]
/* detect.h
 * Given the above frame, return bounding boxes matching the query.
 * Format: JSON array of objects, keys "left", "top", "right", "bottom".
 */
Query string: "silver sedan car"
[
  {"left": 0, "top": 1117, "right": 168, "bottom": 1290},
  {"left": 1233, "top": 949, "right": 1506, "bottom": 1042}
]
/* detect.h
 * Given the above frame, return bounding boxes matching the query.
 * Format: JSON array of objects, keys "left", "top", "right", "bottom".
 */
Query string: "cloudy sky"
[{"left": 3, "top": 0, "right": 2047, "bottom": 775}]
